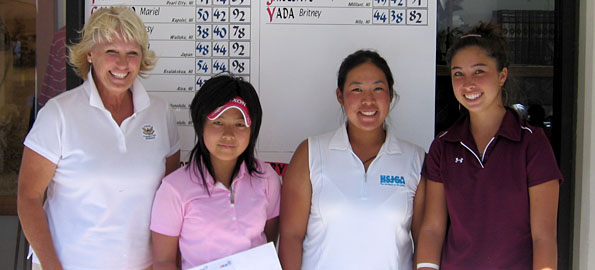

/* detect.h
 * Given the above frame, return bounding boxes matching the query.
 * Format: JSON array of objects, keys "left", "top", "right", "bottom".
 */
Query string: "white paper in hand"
[{"left": 188, "top": 242, "right": 282, "bottom": 270}]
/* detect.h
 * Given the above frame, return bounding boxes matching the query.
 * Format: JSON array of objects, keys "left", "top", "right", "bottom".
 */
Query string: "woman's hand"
[
  {"left": 414, "top": 178, "right": 447, "bottom": 270},
  {"left": 278, "top": 140, "right": 311, "bottom": 270},
  {"left": 529, "top": 180, "right": 559, "bottom": 270},
  {"left": 152, "top": 232, "right": 180, "bottom": 270},
  {"left": 411, "top": 177, "right": 427, "bottom": 245},
  {"left": 17, "top": 147, "right": 63, "bottom": 270}
]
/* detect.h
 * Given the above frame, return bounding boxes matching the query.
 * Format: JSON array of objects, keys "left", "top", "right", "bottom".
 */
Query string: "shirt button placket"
[{"left": 230, "top": 196, "right": 237, "bottom": 222}]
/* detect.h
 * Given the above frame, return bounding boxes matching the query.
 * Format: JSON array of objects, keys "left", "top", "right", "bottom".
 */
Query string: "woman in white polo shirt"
[
  {"left": 17, "top": 7, "right": 180, "bottom": 270},
  {"left": 279, "top": 50, "right": 426, "bottom": 270}
]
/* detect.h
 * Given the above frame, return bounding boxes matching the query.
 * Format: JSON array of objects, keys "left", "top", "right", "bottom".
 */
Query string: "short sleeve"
[
  {"left": 150, "top": 180, "right": 184, "bottom": 237},
  {"left": 23, "top": 99, "right": 63, "bottom": 164},
  {"left": 422, "top": 137, "right": 443, "bottom": 183},
  {"left": 526, "top": 128, "right": 563, "bottom": 186},
  {"left": 165, "top": 104, "right": 181, "bottom": 157},
  {"left": 262, "top": 163, "right": 281, "bottom": 219}
]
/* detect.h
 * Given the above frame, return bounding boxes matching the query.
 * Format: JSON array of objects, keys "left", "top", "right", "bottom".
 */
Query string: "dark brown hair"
[
  {"left": 447, "top": 22, "right": 512, "bottom": 105},
  {"left": 446, "top": 22, "right": 510, "bottom": 71}
]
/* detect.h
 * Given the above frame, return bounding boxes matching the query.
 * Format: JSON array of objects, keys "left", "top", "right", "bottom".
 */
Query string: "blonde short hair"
[{"left": 67, "top": 6, "right": 156, "bottom": 79}]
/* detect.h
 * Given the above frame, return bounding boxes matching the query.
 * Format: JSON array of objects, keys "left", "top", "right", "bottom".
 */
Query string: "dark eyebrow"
[
  {"left": 451, "top": 63, "right": 488, "bottom": 70},
  {"left": 348, "top": 80, "right": 386, "bottom": 86}
]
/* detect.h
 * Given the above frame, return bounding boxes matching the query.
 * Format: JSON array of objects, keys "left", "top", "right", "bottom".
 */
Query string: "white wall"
[
  {"left": 56, "top": 0, "right": 65, "bottom": 28},
  {"left": 574, "top": 0, "right": 595, "bottom": 268}
]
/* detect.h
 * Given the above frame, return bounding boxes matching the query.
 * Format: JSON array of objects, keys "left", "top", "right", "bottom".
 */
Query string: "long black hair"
[{"left": 187, "top": 75, "right": 263, "bottom": 193}]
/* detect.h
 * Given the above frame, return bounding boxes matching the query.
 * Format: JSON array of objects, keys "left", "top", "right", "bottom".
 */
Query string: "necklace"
[{"left": 362, "top": 155, "right": 377, "bottom": 164}]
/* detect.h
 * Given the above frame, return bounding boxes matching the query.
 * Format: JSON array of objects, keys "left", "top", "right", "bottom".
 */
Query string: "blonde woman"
[{"left": 17, "top": 7, "right": 180, "bottom": 269}]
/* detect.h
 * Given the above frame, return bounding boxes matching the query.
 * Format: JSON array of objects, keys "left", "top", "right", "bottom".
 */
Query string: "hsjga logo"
[{"left": 380, "top": 175, "right": 405, "bottom": 187}]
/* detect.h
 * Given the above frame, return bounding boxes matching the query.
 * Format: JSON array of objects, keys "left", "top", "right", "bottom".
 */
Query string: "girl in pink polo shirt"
[
  {"left": 416, "top": 23, "right": 562, "bottom": 270},
  {"left": 150, "top": 75, "right": 281, "bottom": 269}
]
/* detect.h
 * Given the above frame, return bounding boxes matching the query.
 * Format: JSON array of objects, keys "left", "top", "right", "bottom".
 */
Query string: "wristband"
[{"left": 417, "top": 262, "right": 439, "bottom": 270}]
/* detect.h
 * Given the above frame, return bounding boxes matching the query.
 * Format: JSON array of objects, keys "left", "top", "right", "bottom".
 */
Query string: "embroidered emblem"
[
  {"left": 455, "top": 157, "right": 464, "bottom": 164},
  {"left": 380, "top": 175, "right": 405, "bottom": 187},
  {"left": 142, "top": 124, "right": 156, "bottom": 140}
]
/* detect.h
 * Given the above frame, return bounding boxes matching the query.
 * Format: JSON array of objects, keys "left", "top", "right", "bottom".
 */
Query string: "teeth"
[
  {"left": 465, "top": 93, "right": 481, "bottom": 100},
  {"left": 361, "top": 111, "right": 376, "bottom": 116},
  {"left": 111, "top": 72, "right": 127, "bottom": 79}
]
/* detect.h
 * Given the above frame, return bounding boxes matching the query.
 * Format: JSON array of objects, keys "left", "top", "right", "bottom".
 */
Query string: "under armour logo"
[{"left": 455, "top": 157, "right": 464, "bottom": 163}]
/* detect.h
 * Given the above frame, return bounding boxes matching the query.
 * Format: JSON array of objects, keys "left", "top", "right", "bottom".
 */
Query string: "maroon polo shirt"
[{"left": 422, "top": 109, "right": 562, "bottom": 270}]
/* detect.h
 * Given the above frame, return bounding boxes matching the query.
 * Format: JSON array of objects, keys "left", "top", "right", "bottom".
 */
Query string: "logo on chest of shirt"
[
  {"left": 142, "top": 124, "right": 156, "bottom": 140},
  {"left": 380, "top": 175, "right": 405, "bottom": 187},
  {"left": 455, "top": 157, "right": 464, "bottom": 164}
]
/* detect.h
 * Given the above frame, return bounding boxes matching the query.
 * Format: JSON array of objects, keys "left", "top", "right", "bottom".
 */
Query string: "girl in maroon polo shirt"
[{"left": 415, "top": 23, "right": 562, "bottom": 270}]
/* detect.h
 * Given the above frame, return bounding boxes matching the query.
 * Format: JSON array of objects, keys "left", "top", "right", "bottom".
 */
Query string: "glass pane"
[{"left": 0, "top": 0, "right": 36, "bottom": 214}]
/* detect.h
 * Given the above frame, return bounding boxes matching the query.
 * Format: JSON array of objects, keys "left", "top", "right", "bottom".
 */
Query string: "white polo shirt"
[
  {"left": 24, "top": 72, "right": 180, "bottom": 270},
  {"left": 302, "top": 123, "right": 424, "bottom": 270}
]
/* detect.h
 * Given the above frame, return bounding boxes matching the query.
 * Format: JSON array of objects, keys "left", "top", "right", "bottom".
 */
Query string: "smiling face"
[
  {"left": 87, "top": 34, "right": 142, "bottom": 94},
  {"left": 337, "top": 62, "right": 391, "bottom": 132},
  {"left": 450, "top": 46, "right": 508, "bottom": 116},
  {"left": 203, "top": 108, "right": 251, "bottom": 165}
]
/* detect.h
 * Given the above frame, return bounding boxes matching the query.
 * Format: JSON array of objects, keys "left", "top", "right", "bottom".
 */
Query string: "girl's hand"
[
  {"left": 152, "top": 232, "right": 180, "bottom": 270},
  {"left": 529, "top": 180, "right": 559, "bottom": 270},
  {"left": 278, "top": 140, "right": 311, "bottom": 270}
]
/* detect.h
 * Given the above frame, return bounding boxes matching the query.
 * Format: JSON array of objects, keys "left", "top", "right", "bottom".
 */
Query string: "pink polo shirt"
[{"left": 150, "top": 159, "right": 281, "bottom": 269}]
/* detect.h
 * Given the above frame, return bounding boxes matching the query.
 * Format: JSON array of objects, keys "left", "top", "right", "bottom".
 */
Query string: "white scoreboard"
[{"left": 86, "top": 0, "right": 437, "bottom": 163}]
